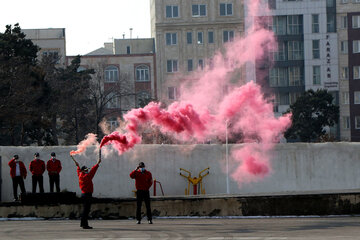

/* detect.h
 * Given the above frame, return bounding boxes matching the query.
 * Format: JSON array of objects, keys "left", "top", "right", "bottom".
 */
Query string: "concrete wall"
[
  {"left": 1, "top": 143, "right": 360, "bottom": 202},
  {"left": 2, "top": 192, "right": 360, "bottom": 218}
]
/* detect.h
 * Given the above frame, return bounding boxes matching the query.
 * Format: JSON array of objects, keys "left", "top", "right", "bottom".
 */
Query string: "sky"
[{"left": 0, "top": 0, "right": 151, "bottom": 56}]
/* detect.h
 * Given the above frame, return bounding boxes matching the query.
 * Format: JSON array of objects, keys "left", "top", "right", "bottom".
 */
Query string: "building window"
[
  {"left": 197, "top": 32, "right": 203, "bottom": 44},
  {"left": 269, "top": 67, "right": 287, "bottom": 87},
  {"left": 312, "top": 40, "right": 320, "bottom": 59},
  {"left": 187, "top": 59, "right": 193, "bottom": 72},
  {"left": 326, "top": 0, "right": 335, "bottom": 7},
  {"left": 198, "top": 59, "right": 204, "bottom": 70},
  {"left": 341, "top": 41, "right": 348, "bottom": 54},
  {"left": 270, "top": 16, "right": 287, "bottom": 35},
  {"left": 312, "top": 14, "right": 319, "bottom": 33},
  {"left": 105, "top": 66, "right": 119, "bottom": 82},
  {"left": 354, "top": 66, "right": 360, "bottom": 79},
  {"left": 208, "top": 31, "right": 214, "bottom": 43},
  {"left": 341, "top": 0, "right": 349, "bottom": 3},
  {"left": 355, "top": 91, "right": 360, "bottom": 104},
  {"left": 219, "top": 3, "right": 233, "bottom": 16},
  {"left": 167, "top": 60, "right": 178, "bottom": 73},
  {"left": 106, "top": 92, "right": 120, "bottom": 109},
  {"left": 343, "top": 92, "right": 350, "bottom": 104},
  {"left": 107, "top": 118, "right": 119, "bottom": 131},
  {"left": 208, "top": 58, "right": 214, "bottom": 69},
  {"left": 137, "top": 91, "right": 151, "bottom": 108},
  {"left": 166, "top": 5, "right": 179, "bottom": 18},
  {"left": 42, "top": 50, "right": 60, "bottom": 64},
  {"left": 340, "top": 16, "right": 348, "bottom": 29},
  {"left": 223, "top": 30, "right": 234, "bottom": 43},
  {"left": 187, "top": 32, "right": 192, "bottom": 44},
  {"left": 135, "top": 65, "right": 149, "bottom": 82},
  {"left": 313, "top": 66, "right": 321, "bottom": 85},
  {"left": 343, "top": 116, "right": 350, "bottom": 129},
  {"left": 126, "top": 46, "right": 131, "bottom": 54},
  {"left": 341, "top": 67, "right": 349, "bottom": 79},
  {"left": 280, "top": 93, "right": 290, "bottom": 105},
  {"left": 287, "top": 15, "right": 303, "bottom": 35},
  {"left": 353, "top": 40, "right": 360, "bottom": 53},
  {"left": 166, "top": 33, "right": 177, "bottom": 45},
  {"left": 192, "top": 4, "right": 206, "bottom": 17},
  {"left": 327, "top": 13, "right": 336, "bottom": 32},
  {"left": 289, "top": 92, "right": 302, "bottom": 105},
  {"left": 356, "top": 116, "right": 360, "bottom": 129},
  {"left": 168, "top": 87, "right": 178, "bottom": 100},
  {"left": 270, "top": 42, "right": 286, "bottom": 61},
  {"left": 288, "top": 41, "right": 303, "bottom": 60},
  {"left": 288, "top": 66, "right": 302, "bottom": 86},
  {"left": 268, "top": 0, "right": 276, "bottom": 9},
  {"left": 352, "top": 15, "right": 360, "bottom": 28}
]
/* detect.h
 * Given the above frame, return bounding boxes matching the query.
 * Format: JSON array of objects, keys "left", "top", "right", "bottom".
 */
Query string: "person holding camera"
[
  {"left": 130, "top": 162, "right": 153, "bottom": 224},
  {"left": 8, "top": 155, "right": 27, "bottom": 201}
]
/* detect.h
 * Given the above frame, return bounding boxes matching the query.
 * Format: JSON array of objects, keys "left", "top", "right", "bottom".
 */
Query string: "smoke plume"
[{"left": 77, "top": 0, "right": 292, "bottom": 185}]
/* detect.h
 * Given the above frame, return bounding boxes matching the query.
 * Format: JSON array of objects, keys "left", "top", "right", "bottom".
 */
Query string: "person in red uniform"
[
  {"left": 130, "top": 162, "right": 153, "bottom": 224},
  {"left": 72, "top": 156, "right": 101, "bottom": 229},
  {"left": 46, "top": 152, "right": 62, "bottom": 193},
  {"left": 29, "top": 152, "right": 45, "bottom": 193},
  {"left": 8, "top": 155, "right": 27, "bottom": 201}
]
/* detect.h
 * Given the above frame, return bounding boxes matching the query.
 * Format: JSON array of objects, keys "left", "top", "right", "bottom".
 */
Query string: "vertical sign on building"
[
  {"left": 325, "top": 34, "right": 338, "bottom": 89},
  {"left": 326, "top": 35, "right": 331, "bottom": 79}
]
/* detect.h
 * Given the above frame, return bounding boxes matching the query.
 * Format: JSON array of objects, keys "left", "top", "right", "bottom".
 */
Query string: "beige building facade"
[
  {"left": 67, "top": 38, "right": 156, "bottom": 130},
  {"left": 22, "top": 28, "right": 66, "bottom": 66},
  {"left": 337, "top": 1, "right": 360, "bottom": 141},
  {"left": 337, "top": 0, "right": 351, "bottom": 141},
  {"left": 150, "top": 0, "right": 244, "bottom": 104}
]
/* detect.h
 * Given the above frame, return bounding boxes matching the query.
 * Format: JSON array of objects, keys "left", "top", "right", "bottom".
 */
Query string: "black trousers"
[
  {"left": 81, "top": 193, "right": 92, "bottom": 227},
  {"left": 12, "top": 176, "right": 26, "bottom": 200},
  {"left": 32, "top": 175, "right": 44, "bottom": 193},
  {"left": 136, "top": 190, "right": 152, "bottom": 221},
  {"left": 49, "top": 174, "right": 60, "bottom": 193}
]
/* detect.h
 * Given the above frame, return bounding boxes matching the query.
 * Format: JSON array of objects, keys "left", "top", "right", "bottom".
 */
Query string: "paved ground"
[{"left": 1, "top": 216, "right": 360, "bottom": 239}]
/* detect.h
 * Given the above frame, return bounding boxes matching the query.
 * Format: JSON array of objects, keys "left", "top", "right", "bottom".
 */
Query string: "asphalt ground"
[{"left": 1, "top": 216, "right": 360, "bottom": 240}]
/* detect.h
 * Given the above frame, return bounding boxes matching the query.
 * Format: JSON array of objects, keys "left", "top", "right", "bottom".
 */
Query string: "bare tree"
[{"left": 87, "top": 60, "right": 137, "bottom": 136}]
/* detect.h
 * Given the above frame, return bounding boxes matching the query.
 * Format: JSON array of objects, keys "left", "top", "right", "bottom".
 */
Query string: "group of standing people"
[
  {"left": 9, "top": 152, "right": 153, "bottom": 230},
  {"left": 8, "top": 152, "right": 62, "bottom": 201}
]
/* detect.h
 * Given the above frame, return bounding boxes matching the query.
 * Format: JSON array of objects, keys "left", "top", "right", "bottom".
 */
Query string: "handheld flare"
[{"left": 70, "top": 154, "right": 78, "bottom": 166}]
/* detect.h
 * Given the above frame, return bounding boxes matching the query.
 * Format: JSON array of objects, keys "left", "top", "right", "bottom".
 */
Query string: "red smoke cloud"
[
  {"left": 86, "top": 0, "right": 292, "bottom": 185},
  {"left": 100, "top": 131, "right": 140, "bottom": 155},
  {"left": 70, "top": 133, "right": 98, "bottom": 156},
  {"left": 124, "top": 102, "right": 210, "bottom": 142}
]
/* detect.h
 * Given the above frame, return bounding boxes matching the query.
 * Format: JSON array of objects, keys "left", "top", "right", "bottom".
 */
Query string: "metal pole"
[
  {"left": 226, "top": 120, "right": 229, "bottom": 194},
  {"left": 153, "top": 179, "right": 156, "bottom": 196}
]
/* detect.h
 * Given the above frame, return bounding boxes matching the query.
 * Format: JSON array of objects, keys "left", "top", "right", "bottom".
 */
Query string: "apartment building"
[
  {"left": 67, "top": 38, "right": 156, "bottom": 130},
  {"left": 337, "top": 0, "right": 360, "bottom": 141},
  {"left": 150, "top": 0, "right": 244, "bottom": 104},
  {"left": 22, "top": 28, "right": 66, "bottom": 66},
  {"left": 248, "top": 0, "right": 339, "bottom": 138}
]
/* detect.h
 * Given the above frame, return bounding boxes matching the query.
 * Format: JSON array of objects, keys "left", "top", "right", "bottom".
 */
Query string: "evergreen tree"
[{"left": 284, "top": 89, "right": 339, "bottom": 142}]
